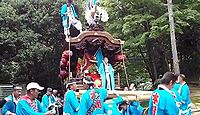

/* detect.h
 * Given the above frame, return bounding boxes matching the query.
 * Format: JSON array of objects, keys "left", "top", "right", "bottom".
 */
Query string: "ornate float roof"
[{"left": 69, "top": 31, "right": 124, "bottom": 51}]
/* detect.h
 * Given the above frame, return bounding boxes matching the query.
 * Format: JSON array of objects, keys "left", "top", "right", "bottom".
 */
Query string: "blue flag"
[{"left": 95, "top": 48, "right": 103, "bottom": 68}]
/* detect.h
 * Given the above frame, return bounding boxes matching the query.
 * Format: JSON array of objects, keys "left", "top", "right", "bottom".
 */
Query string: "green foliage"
[
  {"left": 103, "top": 0, "right": 200, "bottom": 83},
  {"left": 0, "top": 0, "right": 63, "bottom": 85},
  {"left": 1, "top": 0, "right": 200, "bottom": 87}
]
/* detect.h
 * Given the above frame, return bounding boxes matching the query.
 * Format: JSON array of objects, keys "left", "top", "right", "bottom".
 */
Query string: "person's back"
[
  {"left": 148, "top": 87, "right": 179, "bottom": 115},
  {"left": 148, "top": 72, "right": 179, "bottom": 115},
  {"left": 78, "top": 88, "right": 107, "bottom": 115},
  {"left": 103, "top": 96, "right": 123, "bottom": 115},
  {"left": 63, "top": 90, "right": 79, "bottom": 115}
]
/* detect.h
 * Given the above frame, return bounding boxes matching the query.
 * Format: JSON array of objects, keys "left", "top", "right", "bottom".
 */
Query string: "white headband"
[
  {"left": 83, "top": 78, "right": 94, "bottom": 84},
  {"left": 66, "top": 82, "right": 76, "bottom": 88}
]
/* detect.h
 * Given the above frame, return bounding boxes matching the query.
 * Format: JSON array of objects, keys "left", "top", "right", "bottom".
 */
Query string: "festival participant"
[
  {"left": 178, "top": 74, "right": 192, "bottom": 115},
  {"left": 2, "top": 85, "right": 22, "bottom": 115},
  {"left": 118, "top": 100, "right": 144, "bottom": 115},
  {"left": 99, "top": 57, "right": 115, "bottom": 91},
  {"left": 52, "top": 90, "right": 58, "bottom": 102},
  {"left": 148, "top": 72, "right": 179, "bottom": 115},
  {"left": 16, "top": 82, "right": 52, "bottom": 115},
  {"left": 85, "top": 0, "right": 99, "bottom": 12},
  {"left": 60, "top": 0, "right": 82, "bottom": 41},
  {"left": 63, "top": 80, "right": 79, "bottom": 115},
  {"left": 85, "top": 0, "right": 109, "bottom": 26},
  {"left": 103, "top": 95, "right": 123, "bottom": 115},
  {"left": 41, "top": 88, "right": 55, "bottom": 110},
  {"left": 78, "top": 77, "right": 107, "bottom": 115}
]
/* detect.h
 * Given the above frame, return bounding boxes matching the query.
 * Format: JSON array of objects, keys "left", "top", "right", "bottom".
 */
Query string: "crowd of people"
[
  {"left": 0, "top": 77, "right": 145, "bottom": 115},
  {"left": 0, "top": 72, "right": 192, "bottom": 115},
  {"left": 148, "top": 72, "right": 192, "bottom": 115}
]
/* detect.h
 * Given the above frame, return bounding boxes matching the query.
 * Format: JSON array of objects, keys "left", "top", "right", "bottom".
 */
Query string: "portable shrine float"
[{"left": 59, "top": 0, "right": 152, "bottom": 100}]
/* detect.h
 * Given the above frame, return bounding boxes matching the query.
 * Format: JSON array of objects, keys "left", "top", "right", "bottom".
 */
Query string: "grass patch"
[{"left": 192, "top": 96, "right": 200, "bottom": 103}]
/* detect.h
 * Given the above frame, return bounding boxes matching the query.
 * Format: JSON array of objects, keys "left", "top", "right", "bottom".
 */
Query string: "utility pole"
[{"left": 167, "top": 0, "right": 180, "bottom": 74}]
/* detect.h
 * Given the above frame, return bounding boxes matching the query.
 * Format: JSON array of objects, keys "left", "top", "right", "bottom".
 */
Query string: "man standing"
[
  {"left": 99, "top": 57, "right": 115, "bottom": 90},
  {"left": 41, "top": 88, "right": 55, "bottom": 110},
  {"left": 60, "top": 0, "right": 82, "bottom": 41},
  {"left": 178, "top": 74, "right": 191, "bottom": 115},
  {"left": 52, "top": 90, "right": 58, "bottom": 103},
  {"left": 78, "top": 77, "right": 107, "bottom": 115},
  {"left": 63, "top": 80, "right": 79, "bottom": 115},
  {"left": 2, "top": 85, "right": 22, "bottom": 115},
  {"left": 148, "top": 72, "right": 179, "bottom": 115},
  {"left": 16, "top": 82, "right": 52, "bottom": 115}
]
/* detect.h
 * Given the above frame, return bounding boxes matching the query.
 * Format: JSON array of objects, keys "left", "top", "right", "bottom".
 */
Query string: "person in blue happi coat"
[
  {"left": 60, "top": 0, "right": 82, "bottom": 41},
  {"left": 16, "top": 82, "right": 52, "bottom": 115},
  {"left": 178, "top": 74, "right": 192, "bottom": 115},
  {"left": 99, "top": 57, "right": 115, "bottom": 91},
  {"left": 173, "top": 81, "right": 181, "bottom": 91},
  {"left": 118, "top": 100, "right": 144, "bottom": 115},
  {"left": 2, "top": 85, "right": 22, "bottom": 115},
  {"left": 148, "top": 72, "right": 179, "bottom": 115},
  {"left": 103, "top": 95, "right": 123, "bottom": 115},
  {"left": 156, "top": 77, "right": 182, "bottom": 109},
  {"left": 41, "top": 87, "right": 55, "bottom": 110},
  {"left": 63, "top": 80, "right": 79, "bottom": 115},
  {"left": 78, "top": 77, "right": 108, "bottom": 115}
]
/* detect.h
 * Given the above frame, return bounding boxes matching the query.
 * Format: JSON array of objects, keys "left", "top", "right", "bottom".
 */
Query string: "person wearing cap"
[
  {"left": 177, "top": 74, "right": 191, "bottom": 115},
  {"left": 2, "top": 85, "right": 22, "bottom": 115},
  {"left": 16, "top": 82, "right": 52, "bottom": 115},
  {"left": 99, "top": 57, "right": 115, "bottom": 91},
  {"left": 63, "top": 80, "right": 79, "bottom": 115},
  {"left": 41, "top": 88, "right": 55, "bottom": 110},
  {"left": 78, "top": 77, "right": 107, "bottom": 115},
  {"left": 148, "top": 72, "right": 179, "bottom": 115}
]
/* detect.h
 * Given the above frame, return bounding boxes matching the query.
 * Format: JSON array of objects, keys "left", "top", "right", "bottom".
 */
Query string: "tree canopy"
[{"left": 1, "top": 0, "right": 200, "bottom": 88}]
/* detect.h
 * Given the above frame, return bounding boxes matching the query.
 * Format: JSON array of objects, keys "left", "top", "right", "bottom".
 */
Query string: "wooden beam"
[{"left": 76, "top": 90, "right": 152, "bottom": 101}]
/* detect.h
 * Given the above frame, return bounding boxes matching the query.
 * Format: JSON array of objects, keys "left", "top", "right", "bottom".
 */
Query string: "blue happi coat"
[
  {"left": 41, "top": 94, "right": 55, "bottom": 110},
  {"left": 78, "top": 88, "right": 107, "bottom": 115},
  {"left": 121, "top": 101, "right": 144, "bottom": 115},
  {"left": 173, "top": 82, "right": 181, "bottom": 91},
  {"left": 148, "top": 85, "right": 179, "bottom": 115},
  {"left": 16, "top": 96, "right": 47, "bottom": 115},
  {"left": 178, "top": 82, "right": 191, "bottom": 115},
  {"left": 2, "top": 95, "right": 17, "bottom": 115},
  {"left": 103, "top": 96, "right": 123, "bottom": 115},
  {"left": 63, "top": 90, "right": 79, "bottom": 115},
  {"left": 60, "top": 4, "right": 77, "bottom": 28}
]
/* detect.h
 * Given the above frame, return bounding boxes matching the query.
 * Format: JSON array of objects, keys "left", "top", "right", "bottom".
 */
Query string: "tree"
[
  {"left": 103, "top": 0, "right": 200, "bottom": 83},
  {"left": 0, "top": 0, "right": 64, "bottom": 87}
]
